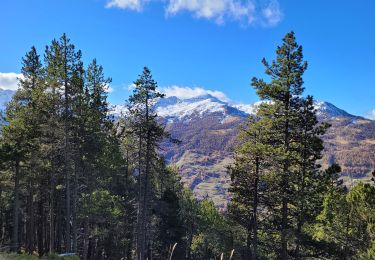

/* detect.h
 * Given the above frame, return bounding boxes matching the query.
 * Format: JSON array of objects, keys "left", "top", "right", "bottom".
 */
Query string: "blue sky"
[{"left": 0, "top": 0, "right": 374, "bottom": 118}]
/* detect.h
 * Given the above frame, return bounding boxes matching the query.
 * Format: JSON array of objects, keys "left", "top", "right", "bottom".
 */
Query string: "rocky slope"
[{"left": 150, "top": 95, "right": 375, "bottom": 209}]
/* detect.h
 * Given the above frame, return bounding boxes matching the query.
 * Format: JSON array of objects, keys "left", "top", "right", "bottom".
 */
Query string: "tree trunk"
[
  {"left": 281, "top": 197, "right": 288, "bottom": 259},
  {"left": 281, "top": 97, "right": 290, "bottom": 260},
  {"left": 63, "top": 38, "right": 72, "bottom": 253},
  {"left": 26, "top": 180, "right": 35, "bottom": 254},
  {"left": 11, "top": 160, "right": 20, "bottom": 252},
  {"left": 140, "top": 95, "right": 151, "bottom": 260},
  {"left": 186, "top": 224, "right": 193, "bottom": 260},
  {"left": 137, "top": 125, "right": 143, "bottom": 260},
  {"left": 37, "top": 199, "right": 44, "bottom": 256},
  {"left": 83, "top": 218, "right": 90, "bottom": 260},
  {"left": 252, "top": 157, "right": 259, "bottom": 260},
  {"left": 57, "top": 192, "right": 63, "bottom": 253},
  {"left": 65, "top": 180, "right": 71, "bottom": 251},
  {"left": 72, "top": 165, "right": 78, "bottom": 253},
  {"left": 49, "top": 169, "right": 55, "bottom": 254},
  {"left": 295, "top": 132, "right": 308, "bottom": 259},
  {"left": 82, "top": 161, "right": 90, "bottom": 260},
  {"left": 342, "top": 210, "right": 351, "bottom": 260}
]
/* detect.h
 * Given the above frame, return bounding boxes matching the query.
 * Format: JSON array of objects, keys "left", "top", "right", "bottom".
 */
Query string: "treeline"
[
  {"left": 0, "top": 32, "right": 374, "bottom": 260},
  {"left": 0, "top": 34, "right": 240, "bottom": 259}
]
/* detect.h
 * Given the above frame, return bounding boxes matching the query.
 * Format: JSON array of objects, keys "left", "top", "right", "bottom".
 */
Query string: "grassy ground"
[
  {"left": 0, "top": 253, "right": 38, "bottom": 260},
  {"left": 0, "top": 253, "right": 79, "bottom": 260}
]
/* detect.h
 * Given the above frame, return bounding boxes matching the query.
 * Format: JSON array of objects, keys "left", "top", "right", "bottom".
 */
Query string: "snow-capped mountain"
[
  {"left": 0, "top": 88, "right": 373, "bottom": 209},
  {"left": 314, "top": 101, "right": 358, "bottom": 120},
  {"left": 0, "top": 87, "right": 361, "bottom": 122},
  {"left": 154, "top": 94, "right": 248, "bottom": 121},
  {"left": 111, "top": 93, "right": 359, "bottom": 123},
  {"left": 111, "top": 93, "right": 373, "bottom": 209}
]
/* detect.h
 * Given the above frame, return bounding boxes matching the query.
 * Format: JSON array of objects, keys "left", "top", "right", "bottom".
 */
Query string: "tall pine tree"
[
  {"left": 231, "top": 31, "right": 329, "bottom": 259},
  {"left": 126, "top": 67, "right": 166, "bottom": 260}
]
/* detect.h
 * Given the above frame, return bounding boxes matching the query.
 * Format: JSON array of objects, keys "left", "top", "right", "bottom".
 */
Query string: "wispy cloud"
[
  {"left": 161, "top": 85, "right": 231, "bottom": 102},
  {"left": 105, "top": 0, "right": 283, "bottom": 26},
  {"left": 104, "top": 83, "right": 114, "bottom": 93},
  {"left": 127, "top": 83, "right": 136, "bottom": 91},
  {"left": 366, "top": 108, "right": 375, "bottom": 120},
  {"left": 0, "top": 72, "right": 22, "bottom": 91},
  {"left": 106, "top": 0, "right": 144, "bottom": 11},
  {"left": 166, "top": 0, "right": 256, "bottom": 25},
  {"left": 262, "top": 0, "right": 283, "bottom": 26}
]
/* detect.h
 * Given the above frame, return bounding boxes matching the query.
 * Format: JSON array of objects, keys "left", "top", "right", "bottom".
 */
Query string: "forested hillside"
[
  {"left": 0, "top": 32, "right": 374, "bottom": 260},
  {"left": 153, "top": 97, "right": 375, "bottom": 209}
]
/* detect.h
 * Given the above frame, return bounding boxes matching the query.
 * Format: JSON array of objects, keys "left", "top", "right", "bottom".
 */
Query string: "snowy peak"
[
  {"left": 232, "top": 101, "right": 266, "bottom": 115},
  {"left": 182, "top": 94, "right": 226, "bottom": 104},
  {"left": 110, "top": 94, "right": 245, "bottom": 121},
  {"left": 233, "top": 100, "right": 360, "bottom": 120},
  {"left": 153, "top": 96, "right": 364, "bottom": 122},
  {"left": 0, "top": 88, "right": 366, "bottom": 122},
  {"left": 155, "top": 96, "right": 180, "bottom": 108},
  {"left": 314, "top": 101, "right": 358, "bottom": 119},
  {"left": 110, "top": 94, "right": 363, "bottom": 123},
  {"left": 155, "top": 94, "right": 243, "bottom": 121}
]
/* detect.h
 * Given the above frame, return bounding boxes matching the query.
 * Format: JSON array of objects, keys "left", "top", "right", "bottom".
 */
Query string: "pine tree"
[
  {"left": 229, "top": 115, "right": 274, "bottom": 259},
  {"left": 79, "top": 58, "right": 118, "bottom": 259},
  {"left": 153, "top": 167, "right": 185, "bottom": 259},
  {"left": 236, "top": 31, "right": 328, "bottom": 259},
  {"left": 0, "top": 34, "right": 143, "bottom": 258},
  {"left": 179, "top": 189, "right": 200, "bottom": 260},
  {"left": 0, "top": 46, "right": 44, "bottom": 252},
  {"left": 43, "top": 37, "right": 65, "bottom": 254},
  {"left": 313, "top": 164, "right": 375, "bottom": 259},
  {"left": 126, "top": 67, "right": 166, "bottom": 260},
  {"left": 19, "top": 46, "right": 45, "bottom": 255},
  {"left": 292, "top": 96, "right": 329, "bottom": 258}
]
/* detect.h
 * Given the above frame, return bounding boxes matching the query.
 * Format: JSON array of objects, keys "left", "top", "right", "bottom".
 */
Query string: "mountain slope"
[
  {"left": 1, "top": 89, "right": 374, "bottom": 209},
  {"left": 149, "top": 94, "right": 374, "bottom": 209},
  {"left": 0, "top": 88, "right": 15, "bottom": 111}
]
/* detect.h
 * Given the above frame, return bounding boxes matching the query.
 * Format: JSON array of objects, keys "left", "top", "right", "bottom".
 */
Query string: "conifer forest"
[{"left": 0, "top": 31, "right": 374, "bottom": 260}]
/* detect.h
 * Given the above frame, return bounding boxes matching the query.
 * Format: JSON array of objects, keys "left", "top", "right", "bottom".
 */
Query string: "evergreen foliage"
[
  {"left": 0, "top": 32, "right": 374, "bottom": 260},
  {"left": 229, "top": 31, "right": 374, "bottom": 259}
]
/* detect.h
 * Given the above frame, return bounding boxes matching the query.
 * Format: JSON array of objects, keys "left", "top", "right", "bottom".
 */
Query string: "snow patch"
[{"left": 156, "top": 98, "right": 228, "bottom": 120}]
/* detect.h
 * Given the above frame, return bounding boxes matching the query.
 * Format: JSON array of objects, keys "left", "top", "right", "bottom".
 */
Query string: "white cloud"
[
  {"left": 161, "top": 85, "right": 231, "bottom": 102},
  {"left": 127, "top": 83, "right": 136, "bottom": 91},
  {"left": 166, "top": 0, "right": 256, "bottom": 24},
  {"left": 105, "top": 0, "right": 283, "bottom": 26},
  {"left": 104, "top": 83, "right": 114, "bottom": 93},
  {"left": 106, "top": 0, "right": 144, "bottom": 11},
  {"left": 366, "top": 109, "right": 375, "bottom": 120},
  {"left": 0, "top": 72, "right": 116, "bottom": 93},
  {"left": 262, "top": 0, "right": 283, "bottom": 26},
  {"left": 0, "top": 72, "right": 22, "bottom": 91}
]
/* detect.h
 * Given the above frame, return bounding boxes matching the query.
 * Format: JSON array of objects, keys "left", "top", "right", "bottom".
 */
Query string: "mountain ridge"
[
  {"left": 123, "top": 92, "right": 363, "bottom": 122},
  {"left": 1, "top": 88, "right": 374, "bottom": 209},
  {"left": 132, "top": 92, "right": 373, "bottom": 209},
  {"left": 1, "top": 88, "right": 367, "bottom": 120}
]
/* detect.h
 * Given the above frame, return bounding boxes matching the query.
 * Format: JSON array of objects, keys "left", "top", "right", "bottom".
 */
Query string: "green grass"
[
  {"left": 0, "top": 253, "right": 39, "bottom": 260},
  {"left": 0, "top": 253, "right": 79, "bottom": 260}
]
